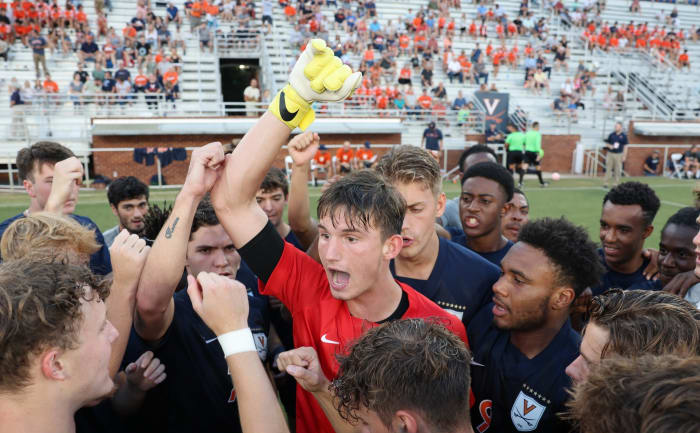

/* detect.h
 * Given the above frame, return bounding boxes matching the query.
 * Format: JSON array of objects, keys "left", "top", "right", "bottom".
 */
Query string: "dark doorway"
[{"left": 220, "top": 59, "right": 259, "bottom": 116}]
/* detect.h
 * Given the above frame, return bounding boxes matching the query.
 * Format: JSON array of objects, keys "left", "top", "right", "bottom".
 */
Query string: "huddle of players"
[{"left": 1, "top": 39, "right": 700, "bottom": 433}]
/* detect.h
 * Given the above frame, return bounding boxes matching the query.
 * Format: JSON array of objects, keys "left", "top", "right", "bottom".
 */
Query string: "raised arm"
[
  {"left": 287, "top": 131, "right": 321, "bottom": 250},
  {"left": 211, "top": 39, "right": 361, "bottom": 248},
  {"left": 135, "top": 143, "right": 225, "bottom": 342}
]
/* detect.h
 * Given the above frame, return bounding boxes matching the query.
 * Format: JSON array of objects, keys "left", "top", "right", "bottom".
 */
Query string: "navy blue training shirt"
[
  {"left": 390, "top": 237, "right": 500, "bottom": 325},
  {"left": 121, "top": 287, "right": 270, "bottom": 433},
  {"left": 591, "top": 249, "right": 659, "bottom": 296},
  {"left": 0, "top": 213, "right": 112, "bottom": 275},
  {"left": 447, "top": 226, "right": 514, "bottom": 266},
  {"left": 468, "top": 304, "right": 580, "bottom": 433}
]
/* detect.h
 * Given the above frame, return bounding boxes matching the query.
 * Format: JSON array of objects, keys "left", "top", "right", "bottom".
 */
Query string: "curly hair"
[
  {"left": 663, "top": 206, "right": 700, "bottom": 232},
  {"left": 330, "top": 319, "right": 472, "bottom": 432},
  {"left": 259, "top": 167, "right": 289, "bottom": 197},
  {"left": 588, "top": 289, "right": 700, "bottom": 359},
  {"left": 107, "top": 176, "right": 149, "bottom": 207},
  {"left": 16, "top": 141, "right": 75, "bottom": 182},
  {"left": 518, "top": 217, "right": 603, "bottom": 296},
  {"left": 566, "top": 355, "right": 700, "bottom": 433},
  {"left": 0, "top": 261, "right": 110, "bottom": 391},
  {"left": 375, "top": 145, "right": 442, "bottom": 195},
  {"left": 603, "top": 181, "right": 661, "bottom": 226},
  {"left": 318, "top": 170, "right": 405, "bottom": 240},
  {"left": 457, "top": 145, "right": 497, "bottom": 173},
  {"left": 461, "top": 161, "right": 514, "bottom": 204},
  {"left": 0, "top": 213, "right": 100, "bottom": 262}
]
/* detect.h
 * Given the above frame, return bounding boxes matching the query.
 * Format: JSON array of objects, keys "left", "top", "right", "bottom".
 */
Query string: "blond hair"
[{"left": 0, "top": 212, "right": 100, "bottom": 262}]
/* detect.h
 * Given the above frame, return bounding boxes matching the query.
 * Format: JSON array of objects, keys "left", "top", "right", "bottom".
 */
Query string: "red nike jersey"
[{"left": 260, "top": 242, "right": 468, "bottom": 433}]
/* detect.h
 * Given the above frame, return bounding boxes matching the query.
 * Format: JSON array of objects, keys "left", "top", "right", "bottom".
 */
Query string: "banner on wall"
[{"left": 475, "top": 91, "right": 510, "bottom": 134}]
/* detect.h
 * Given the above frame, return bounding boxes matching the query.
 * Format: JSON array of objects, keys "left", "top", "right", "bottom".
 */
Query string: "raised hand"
[
  {"left": 181, "top": 142, "right": 226, "bottom": 200},
  {"left": 124, "top": 351, "right": 167, "bottom": 391},
  {"left": 44, "top": 156, "right": 83, "bottom": 214},
  {"left": 288, "top": 131, "right": 320, "bottom": 167},
  {"left": 110, "top": 229, "right": 150, "bottom": 292},
  {"left": 276, "top": 347, "right": 329, "bottom": 394},
  {"left": 186, "top": 272, "right": 249, "bottom": 336},
  {"left": 269, "top": 39, "right": 362, "bottom": 130}
]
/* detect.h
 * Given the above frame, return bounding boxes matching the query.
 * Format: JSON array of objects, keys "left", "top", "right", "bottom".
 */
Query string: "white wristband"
[{"left": 217, "top": 328, "right": 256, "bottom": 357}]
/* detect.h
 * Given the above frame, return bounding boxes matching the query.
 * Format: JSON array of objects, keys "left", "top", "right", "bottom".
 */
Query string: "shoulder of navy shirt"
[
  {"left": 446, "top": 226, "right": 513, "bottom": 266},
  {"left": 391, "top": 237, "right": 500, "bottom": 325},
  {"left": 591, "top": 248, "right": 660, "bottom": 296},
  {"left": 0, "top": 213, "right": 112, "bottom": 275}
]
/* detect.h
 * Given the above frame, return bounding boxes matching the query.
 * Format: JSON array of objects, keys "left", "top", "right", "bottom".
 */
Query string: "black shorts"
[
  {"left": 525, "top": 151, "right": 540, "bottom": 165},
  {"left": 340, "top": 165, "right": 351, "bottom": 173},
  {"left": 398, "top": 77, "right": 411, "bottom": 85},
  {"left": 262, "top": 15, "right": 273, "bottom": 25},
  {"left": 507, "top": 150, "right": 524, "bottom": 165}
]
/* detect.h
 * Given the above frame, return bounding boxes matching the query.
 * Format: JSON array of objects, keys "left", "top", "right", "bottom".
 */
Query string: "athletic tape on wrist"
[
  {"left": 217, "top": 328, "right": 256, "bottom": 357},
  {"left": 268, "top": 84, "right": 315, "bottom": 130}
]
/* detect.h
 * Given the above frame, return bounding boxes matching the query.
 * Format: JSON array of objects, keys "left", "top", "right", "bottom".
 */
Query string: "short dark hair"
[
  {"left": 461, "top": 161, "right": 514, "bottom": 202},
  {"left": 603, "top": 182, "right": 660, "bottom": 226},
  {"left": 331, "top": 319, "right": 471, "bottom": 431},
  {"left": 191, "top": 196, "right": 220, "bottom": 239},
  {"left": 588, "top": 289, "right": 700, "bottom": 359},
  {"left": 107, "top": 176, "right": 149, "bottom": 207},
  {"left": 317, "top": 170, "right": 405, "bottom": 240},
  {"left": 0, "top": 261, "right": 110, "bottom": 391},
  {"left": 16, "top": 141, "right": 74, "bottom": 182},
  {"left": 260, "top": 167, "right": 289, "bottom": 197},
  {"left": 141, "top": 197, "right": 219, "bottom": 242},
  {"left": 512, "top": 187, "right": 528, "bottom": 202},
  {"left": 518, "top": 217, "right": 603, "bottom": 296},
  {"left": 663, "top": 206, "right": 700, "bottom": 232},
  {"left": 567, "top": 355, "right": 700, "bottom": 433},
  {"left": 458, "top": 145, "right": 497, "bottom": 172}
]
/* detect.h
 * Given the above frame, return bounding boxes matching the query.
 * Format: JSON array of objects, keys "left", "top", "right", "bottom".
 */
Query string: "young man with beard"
[
  {"left": 131, "top": 144, "right": 271, "bottom": 433},
  {"left": 0, "top": 142, "right": 111, "bottom": 275},
  {"left": 256, "top": 167, "right": 303, "bottom": 250},
  {"left": 447, "top": 161, "right": 514, "bottom": 265},
  {"left": 208, "top": 39, "right": 467, "bottom": 433},
  {"left": 592, "top": 182, "right": 660, "bottom": 296},
  {"left": 565, "top": 289, "right": 700, "bottom": 385},
  {"left": 469, "top": 217, "right": 604, "bottom": 433},
  {"left": 501, "top": 188, "right": 529, "bottom": 243},
  {"left": 103, "top": 176, "right": 150, "bottom": 247},
  {"left": 0, "top": 261, "right": 118, "bottom": 433}
]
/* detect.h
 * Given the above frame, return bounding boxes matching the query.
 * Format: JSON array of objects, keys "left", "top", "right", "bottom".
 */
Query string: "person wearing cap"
[
  {"left": 422, "top": 121, "right": 443, "bottom": 162},
  {"left": 312, "top": 144, "right": 332, "bottom": 185},
  {"left": 356, "top": 141, "right": 377, "bottom": 169},
  {"left": 643, "top": 150, "right": 661, "bottom": 176}
]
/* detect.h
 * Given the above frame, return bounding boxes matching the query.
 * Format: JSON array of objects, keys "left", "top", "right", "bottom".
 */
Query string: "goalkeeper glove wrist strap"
[{"left": 268, "top": 85, "right": 316, "bottom": 130}]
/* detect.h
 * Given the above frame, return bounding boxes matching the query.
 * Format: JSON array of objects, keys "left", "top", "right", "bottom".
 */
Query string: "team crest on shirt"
[
  {"left": 511, "top": 390, "right": 546, "bottom": 431},
  {"left": 253, "top": 331, "right": 268, "bottom": 361}
]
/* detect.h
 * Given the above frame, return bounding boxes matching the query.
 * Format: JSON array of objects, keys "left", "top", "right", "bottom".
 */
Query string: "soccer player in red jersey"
[{"left": 209, "top": 40, "right": 467, "bottom": 433}]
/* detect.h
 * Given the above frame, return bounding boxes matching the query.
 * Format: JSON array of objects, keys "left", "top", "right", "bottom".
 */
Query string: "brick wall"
[
  {"left": 623, "top": 121, "right": 700, "bottom": 176},
  {"left": 91, "top": 133, "right": 402, "bottom": 184},
  {"left": 449, "top": 133, "right": 580, "bottom": 173}
]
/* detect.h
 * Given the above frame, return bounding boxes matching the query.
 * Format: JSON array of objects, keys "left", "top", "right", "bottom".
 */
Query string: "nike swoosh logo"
[
  {"left": 321, "top": 334, "right": 340, "bottom": 345},
  {"left": 279, "top": 91, "right": 298, "bottom": 122}
]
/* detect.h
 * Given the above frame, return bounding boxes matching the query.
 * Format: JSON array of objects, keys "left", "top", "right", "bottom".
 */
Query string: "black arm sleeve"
[{"left": 238, "top": 221, "right": 285, "bottom": 283}]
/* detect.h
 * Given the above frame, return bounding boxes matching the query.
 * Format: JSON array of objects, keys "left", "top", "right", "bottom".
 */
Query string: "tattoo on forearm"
[{"left": 165, "top": 217, "right": 180, "bottom": 239}]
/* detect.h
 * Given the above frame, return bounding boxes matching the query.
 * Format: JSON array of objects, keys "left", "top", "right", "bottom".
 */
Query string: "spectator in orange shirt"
[
  {"left": 162, "top": 68, "right": 178, "bottom": 86},
  {"left": 398, "top": 63, "right": 412, "bottom": 86},
  {"left": 356, "top": 141, "right": 377, "bottom": 169},
  {"left": 43, "top": 73, "right": 59, "bottom": 93},
  {"left": 417, "top": 88, "right": 433, "bottom": 114},
  {"left": 469, "top": 21, "right": 477, "bottom": 38},
  {"left": 133, "top": 69, "right": 149, "bottom": 92},
  {"left": 313, "top": 144, "right": 331, "bottom": 184},
  {"left": 335, "top": 141, "right": 356, "bottom": 174},
  {"left": 678, "top": 49, "right": 690, "bottom": 69}
]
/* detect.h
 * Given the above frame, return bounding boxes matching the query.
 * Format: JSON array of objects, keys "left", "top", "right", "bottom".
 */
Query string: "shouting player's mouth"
[
  {"left": 464, "top": 216, "right": 480, "bottom": 229},
  {"left": 328, "top": 268, "right": 350, "bottom": 290},
  {"left": 492, "top": 296, "right": 509, "bottom": 317}
]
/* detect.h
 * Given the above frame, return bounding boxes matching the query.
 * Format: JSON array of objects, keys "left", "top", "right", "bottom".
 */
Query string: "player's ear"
[
  {"left": 392, "top": 410, "right": 419, "bottom": 433},
  {"left": 41, "top": 349, "right": 68, "bottom": 381},
  {"left": 382, "top": 233, "right": 403, "bottom": 260},
  {"left": 110, "top": 204, "right": 119, "bottom": 217},
  {"left": 642, "top": 224, "right": 654, "bottom": 240},
  {"left": 435, "top": 192, "right": 446, "bottom": 218},
  {"left": 23, "top": 179, "right": 36, "bottom": 198},
  {"left": 553, "top": 287, "right": 576, "bottom": 311}
]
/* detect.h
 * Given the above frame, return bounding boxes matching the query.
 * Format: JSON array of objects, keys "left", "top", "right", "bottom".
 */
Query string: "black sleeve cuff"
[{"left": 238, "top": 221, "right": 285, "bottom": 283}]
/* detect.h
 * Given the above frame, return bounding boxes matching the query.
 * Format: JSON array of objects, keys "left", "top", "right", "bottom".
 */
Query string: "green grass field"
[{"left": 0, "top": 176, "right": 695, "bottom": 249}]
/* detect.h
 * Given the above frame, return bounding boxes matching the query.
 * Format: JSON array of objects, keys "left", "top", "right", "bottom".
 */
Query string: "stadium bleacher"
[{"left": 1, "top": 0, "right": 698, "bottom": 173}]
